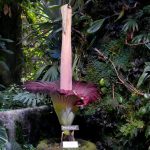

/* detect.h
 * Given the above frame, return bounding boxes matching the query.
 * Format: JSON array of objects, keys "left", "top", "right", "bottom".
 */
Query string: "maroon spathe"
[{"left": 24, "top": 80, "right": 100, "bottom": 106}]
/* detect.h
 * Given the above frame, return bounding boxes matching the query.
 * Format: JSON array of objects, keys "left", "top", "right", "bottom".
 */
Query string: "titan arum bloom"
[{"left": 24, "top": 4, "right": 100, "bottom": 141}]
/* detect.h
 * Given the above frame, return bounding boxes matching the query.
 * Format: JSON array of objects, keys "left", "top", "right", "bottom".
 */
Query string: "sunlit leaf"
[
  {"left": 48, "top": 5, "right": 60, "bottom": 10},
  {"left": 115, "top": 7, "right": 125, "bottom": 22}
]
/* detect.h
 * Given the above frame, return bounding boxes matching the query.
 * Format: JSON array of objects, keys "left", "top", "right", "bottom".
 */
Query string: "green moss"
[
  {"left": 78, "top": 139, "right": 97, "bottom": 150},
  {"left": 37, "top": 140, "right": 50, "bottom": 150},
  {"left": 37, "top": 139, "right": 97, "bottom": 150}
]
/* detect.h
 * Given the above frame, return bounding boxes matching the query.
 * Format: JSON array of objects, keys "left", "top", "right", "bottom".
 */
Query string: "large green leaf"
[{"left": 87, "top": 18, "right": 105, "bottom": 34}]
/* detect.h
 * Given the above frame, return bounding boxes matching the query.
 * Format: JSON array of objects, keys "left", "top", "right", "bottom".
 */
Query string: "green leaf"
[
  {"left": 145, "top": 126, "right": 150, "bottom": 138},
  {"left": 13, "top": 91, "right": 49, "bottom": 107},
  {"left": 143, "top": 5, "right": 150, "bottom": 15},
  {"left": 0, "top": 61, "right": 10, "bottom": 72},
  {"left": 115, "top": 7, "right": 125, "bottom": 22},
  {"left": 145, "top": 62, "right": 150, "bottom": 66},
  {"left": 0, "top": 37, "right": 13, "bottom": 43},
  {"left": 73, "top": 0, "right": 84, "bottom": 10},
  {"left": 0, "top": 84, "right": 5, "bottom": 89},
  {"left": 0, "top": 49, "right": 14, "bottom": 54},
  {"left": 144, "top": 93, "right": 150, "bottom": 99},
  {"left": 145, "top": 43, "right": 150, "bottom": 49},
  {"left": 132, "top": 33, "right": 150, "bottom": 44},
  {"left": 34, "top": 64, "right": 50, "bottom": 80},
  {"left": 41, "top": 65, "right": 59, "bottom": 82},
  {"left": 137, "top": 66, "right": 150, "bottom": 87},
  {"left": 87, "top": 19, "right": 105, "bottom": 34},
  {"left": 122, "top": 19, "right": 138, "bottom": 32},
  {"left": 0, "top": 126, "right": 8, "bottom": 147},
  {"left": 48, "top": 5, "right": 60, "bottom": 10}
]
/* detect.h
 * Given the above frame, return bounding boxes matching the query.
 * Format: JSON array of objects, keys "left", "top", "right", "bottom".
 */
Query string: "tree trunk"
[{"left": 0, "top": 2, "right": 22, "bottom": 85}]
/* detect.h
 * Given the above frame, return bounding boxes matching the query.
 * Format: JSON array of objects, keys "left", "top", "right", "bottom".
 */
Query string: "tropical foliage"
[
  {"left": 0, "top": 0, "right": 149, "bottom": 149},
  {"left": 0, "top": 125, "right": 8, "bottom": 149}
]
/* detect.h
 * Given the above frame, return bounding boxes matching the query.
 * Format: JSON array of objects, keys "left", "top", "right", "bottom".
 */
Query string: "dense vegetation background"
[{"left": 0, "top": 0, "right": 150, "bottom": 149}]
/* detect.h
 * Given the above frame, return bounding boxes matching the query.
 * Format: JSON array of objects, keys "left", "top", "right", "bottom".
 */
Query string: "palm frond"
[
  {"left": 132, "top": 33, "right": 150, "bottom": 44},
  {"left": 122, "top": 19, "right": 138, "bottom": 32},
  {"left": 13, "top": 91, "right": 50, "bottom": 107}
]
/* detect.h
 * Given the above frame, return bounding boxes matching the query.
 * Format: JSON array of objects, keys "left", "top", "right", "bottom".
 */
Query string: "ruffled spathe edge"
[{"left": 24, "top": 80, "right": 101, "bottom": 106}]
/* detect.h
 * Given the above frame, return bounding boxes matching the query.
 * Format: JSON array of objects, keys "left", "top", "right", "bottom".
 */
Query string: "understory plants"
[{"left": 0, "top": 0, "right": 149, "bottom": 149}]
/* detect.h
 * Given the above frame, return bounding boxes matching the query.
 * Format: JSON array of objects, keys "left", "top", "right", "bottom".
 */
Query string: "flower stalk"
[{"left": 60, "top": 5, "right": 72, "bottom": 91}]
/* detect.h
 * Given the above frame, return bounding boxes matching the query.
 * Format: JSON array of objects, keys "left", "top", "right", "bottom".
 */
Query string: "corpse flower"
[{"left": 24, "top": 4, "right": 100, "bottom": 141}]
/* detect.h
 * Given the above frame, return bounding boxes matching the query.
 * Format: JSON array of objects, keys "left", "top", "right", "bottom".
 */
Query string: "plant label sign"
[
  {"left": 63, "top": 141, "right": 79, "bottom": 148},
  {"left": 61, "top": 125, "right": 79, "bottom": 131}
]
